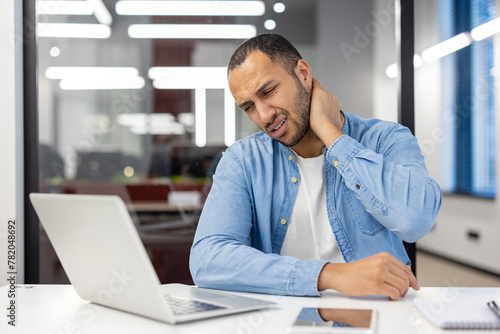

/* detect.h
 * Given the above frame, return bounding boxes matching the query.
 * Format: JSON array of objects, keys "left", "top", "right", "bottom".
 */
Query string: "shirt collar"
[
  {"left": 340, "top": 110, "right": 350, "bottom": 136},
  {"left": 278, "top": 110, "right": 351, "bottom": 156}
]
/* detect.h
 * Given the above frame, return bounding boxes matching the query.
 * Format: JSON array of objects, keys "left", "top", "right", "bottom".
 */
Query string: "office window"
[{"left": 439, "top": 0, "right": 497, "bottom": 197}]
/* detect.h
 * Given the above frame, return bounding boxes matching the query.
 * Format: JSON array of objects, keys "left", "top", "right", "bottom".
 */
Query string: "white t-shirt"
[{"left": 280, "top": 151, "right": 345, "bottom": 263}]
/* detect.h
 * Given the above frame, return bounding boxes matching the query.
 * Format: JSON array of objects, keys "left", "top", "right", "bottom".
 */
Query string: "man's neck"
[
  {"left": 290, "top": 128, "right": 326, "bottom": 158},
  {"left": 290, "top": 112, "right": 345, "bottom": 158}
]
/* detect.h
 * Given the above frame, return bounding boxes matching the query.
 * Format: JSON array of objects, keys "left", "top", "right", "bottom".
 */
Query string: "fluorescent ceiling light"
[
  {"left": 38, "top": 1, "right": 94, "bottom": 15},
  {"left": 116, "top": 0, "right": 265, "bottom": 16},
  {"left": 49, "top": 46, "right": 61, "bottom": 57},
  {"left": 128, "top": 24, "right": 256, "bottom": 39},
  {"left": 88, "top": 0, "right": 113, "bottom": 25},
  {"left": 178, "top": 113, "right": 195, "bottom": 127},
  {"left": 264, "top": 19, "right": 276, "bottom": 30},
  {"left": 149, "top": 67, "right": 237, "bottom": 146},
  {"left": 150, "top": 67, "right": 227, "bottom": 89},
  {"left": 224, "top": 88, "right": 235, "bottom": 146},
  {"left": 117, "top": 113, "right": 176, "bottom": 127},
  {"left": 130, "top": 124, "right": 185, "bottom": 135},
  {"left": 195, "top": 89, "right": 206, "bottom": 147},
  {"left": 38, "top": 23, "right": 111, "bottom": 38},
  {"left": 413, "top": 54, "right": 423, "bottom": 68},
  {"left": 37, "top": 0, "right": 112, "bottom": 25},
  {"left": 45, "top": 67, "right": 139, "bottom": 79},
  {"left": 273, "top": 2, "right": 285, "bottom": 13},
  {"left": 118, "top": 113, "right": 185, "bottom": 135},
  {"left": 59, "top": 76, "right": 145, "bottom": 90},
  {"left": 384, "top": 55, "right": 426, "bottom": 78},
  {"left": 421, "top": 32, "right": 472, "bottom": 63},
  {"left": 385, "top": 63, "right": 398, "bottom": 79},
  {"left": 471, "top": 17, "right": 500, "bottom": 41}
]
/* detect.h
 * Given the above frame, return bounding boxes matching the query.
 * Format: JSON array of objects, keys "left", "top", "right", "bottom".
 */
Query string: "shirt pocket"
[{"left": 341, "top": 182, "right": 384, "bottom": 236}]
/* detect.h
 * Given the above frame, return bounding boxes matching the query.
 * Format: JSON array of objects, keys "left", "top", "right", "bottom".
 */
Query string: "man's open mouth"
[
  {"left": 272, "top": 119, "right": 285, "bottom": 132},
  {"left": 267, "top": 116, "right": 288, "bottom": 138}
]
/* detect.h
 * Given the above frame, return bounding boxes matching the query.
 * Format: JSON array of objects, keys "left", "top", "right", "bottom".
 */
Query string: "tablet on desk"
[{"left": 287, "top": 307, "right": 377, "bottom": 334}]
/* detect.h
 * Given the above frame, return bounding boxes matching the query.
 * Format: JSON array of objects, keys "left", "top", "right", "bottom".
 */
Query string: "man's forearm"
[
  {"left": 325, "top": 131, "right": 442, "bottom": 242},
  {"left": 191, "top": 236, "right": 327, "bottom": 296}
]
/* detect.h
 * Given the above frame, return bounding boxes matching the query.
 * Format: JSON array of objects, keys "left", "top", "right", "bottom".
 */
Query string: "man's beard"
[{"left": 269, "top": 77, "right": 311, "bottom": 147}]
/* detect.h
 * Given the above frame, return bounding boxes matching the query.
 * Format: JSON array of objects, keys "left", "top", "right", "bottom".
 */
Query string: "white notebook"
[{"left": 414, "top": 299, "right": 500, "bottom": 330}]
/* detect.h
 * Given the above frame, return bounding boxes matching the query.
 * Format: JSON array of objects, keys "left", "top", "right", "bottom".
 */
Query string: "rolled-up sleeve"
[{"left": 325, "top": 125, "right": 442, "bottom": 243}]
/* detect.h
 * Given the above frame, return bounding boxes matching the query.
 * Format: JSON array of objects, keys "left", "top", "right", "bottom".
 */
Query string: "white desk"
[{"left": 1, "top": 285, "right": 499, "bottom": 333}]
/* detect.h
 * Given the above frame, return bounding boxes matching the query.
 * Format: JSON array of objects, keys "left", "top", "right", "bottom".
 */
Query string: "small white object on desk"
[{"left": 168, "top": 191, "right": 201, "bottom": 205}]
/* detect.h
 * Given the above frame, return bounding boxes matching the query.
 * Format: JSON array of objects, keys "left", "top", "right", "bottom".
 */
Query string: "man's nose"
[{"left": 255, "top": 101, "right": 276, "bottom": 125}]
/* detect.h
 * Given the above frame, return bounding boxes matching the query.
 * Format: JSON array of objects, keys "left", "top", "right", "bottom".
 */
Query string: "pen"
[{"left": 487, "top": 300, "right": 500, "bottom": 320}]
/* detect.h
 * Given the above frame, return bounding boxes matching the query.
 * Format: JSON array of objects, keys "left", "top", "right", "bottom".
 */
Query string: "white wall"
[
  {"left": 0, "top": 0, "right": 24, "bottom": 286},
  {"left": 414, "top": 0, "right": 442, "bottom": 181},
  {"left": 372, "top": 0, "right": 398, "bottom": 122},
  {"left": 317, "top": 0, "right": 378, "bottom": 119}
]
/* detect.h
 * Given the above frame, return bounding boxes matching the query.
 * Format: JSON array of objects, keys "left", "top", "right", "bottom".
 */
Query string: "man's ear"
[{"left": 295, "top": 59, "right": 312, "bottom": 92}]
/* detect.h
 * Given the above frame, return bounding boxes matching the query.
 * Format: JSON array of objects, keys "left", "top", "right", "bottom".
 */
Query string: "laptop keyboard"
[{"left": 165, "top": 295, "right": 227, "bottom": 316}]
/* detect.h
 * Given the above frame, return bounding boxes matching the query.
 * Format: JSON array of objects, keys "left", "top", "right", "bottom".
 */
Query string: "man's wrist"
[
  {"left": 315, "top": 122, "right": 344, "bottom": 148},
  {"left": 317, "top": 262, "right": 342, "bottom": 291}
]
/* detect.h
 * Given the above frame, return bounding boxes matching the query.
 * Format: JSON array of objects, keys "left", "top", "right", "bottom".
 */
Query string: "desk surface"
[{"left": 1, "top": 285, "right": 499, "bottom": 333}]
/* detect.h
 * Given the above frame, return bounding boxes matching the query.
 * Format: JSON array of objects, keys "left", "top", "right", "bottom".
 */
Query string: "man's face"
[{"left": 228, "top": 51, "right": 311, "bottom": 147}]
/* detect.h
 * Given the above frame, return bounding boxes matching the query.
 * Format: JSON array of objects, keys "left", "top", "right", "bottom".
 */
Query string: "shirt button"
[
  {"left": 280, "top": 219, "right": 287, "bottom": 225},
  {"left": 291, "top": 177, "right": 297, "bottom": 183},
  {"left": 288, "top": 155, "right": 293, "bottom": 161},
  {"left": 333, "top": 160, "right": 339, "bottom": 167},
  {"left": 356, "top": 184, "right": 360, "bottom": 189}
]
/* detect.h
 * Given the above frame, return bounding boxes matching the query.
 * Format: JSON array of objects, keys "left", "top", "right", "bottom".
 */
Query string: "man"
[{"left": 190, "top": 34, "right": 442, "bottom": 300}]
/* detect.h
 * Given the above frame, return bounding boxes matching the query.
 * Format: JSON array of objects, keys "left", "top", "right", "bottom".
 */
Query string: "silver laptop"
[{"left": 30, "top": 193, "right": 275, "bottom": 324}]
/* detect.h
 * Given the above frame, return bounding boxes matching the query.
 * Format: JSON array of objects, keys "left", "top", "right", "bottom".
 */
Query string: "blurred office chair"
[
  {"left": 404, "top": 242, "right": 416, "bottom": 276},
  {"left": 206, "top": 150, "right": 223, "bottom": 179},
  {"left": 74, "top": 151, "right": 147, "bottom": 180},
  {"left": 75, "top": 151, "right": 123, "bottom": 180},
  {"left": 148, "top": 146, "right": 172, "bottom": 177}
]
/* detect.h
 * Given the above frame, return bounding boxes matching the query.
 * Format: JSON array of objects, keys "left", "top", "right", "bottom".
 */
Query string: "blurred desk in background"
[
  {"left": 126, "top": 201, "right": 204, "bottom": 213},
  {"left": 50, "top": 179, "right": 211, "bottom": 203}
]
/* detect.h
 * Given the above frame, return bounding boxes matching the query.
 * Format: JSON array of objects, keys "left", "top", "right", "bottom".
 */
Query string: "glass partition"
[{"left": 36, "top": 0, "right": 399, "bottom": 283}]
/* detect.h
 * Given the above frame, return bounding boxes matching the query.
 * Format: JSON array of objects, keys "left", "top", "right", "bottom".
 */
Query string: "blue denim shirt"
[{"left": 190, "top": 112, "right": 442, "bottom": 296}]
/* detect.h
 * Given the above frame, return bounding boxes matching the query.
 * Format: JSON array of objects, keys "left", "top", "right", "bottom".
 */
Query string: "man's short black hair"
[{"left": 228, "top": 33, "right": 302, "bottom": 76}]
